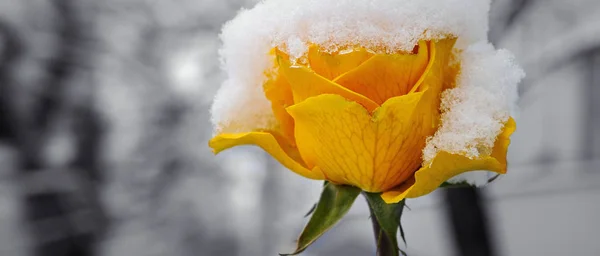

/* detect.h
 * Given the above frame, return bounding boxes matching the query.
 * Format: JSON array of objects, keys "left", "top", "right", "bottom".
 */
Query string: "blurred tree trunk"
[
  {"left": 489, "top": 0, "right": 533, "bottom": 44},
  {"left": 0, "top": 19, "right": 24, "bottom": 143},
  {"left": 584, "top": 49, "right": 600, "bottom": 160},
  {"left": 0, "top": 0, "right": 107, "bottom": 255},
  {"left": 444, "top": 188, "right": 496, "bottom": 256}
]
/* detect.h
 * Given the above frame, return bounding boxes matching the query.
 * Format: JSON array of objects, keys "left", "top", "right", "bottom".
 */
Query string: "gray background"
[{"left": 0, "top": 0, "right": 598, "bottom": 255}]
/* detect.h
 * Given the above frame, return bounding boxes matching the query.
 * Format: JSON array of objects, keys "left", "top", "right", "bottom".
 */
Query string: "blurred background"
[{"left": 0, "top": 0, "right": 598, "bottom": 255}]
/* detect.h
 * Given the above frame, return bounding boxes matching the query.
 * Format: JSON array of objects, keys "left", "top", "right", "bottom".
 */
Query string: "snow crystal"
[
  {"left": 422, "top": 43, "right": 524, "bottom": 163},
  {"left": 211, "top": 0, "right": 524, "bottom": 169}
]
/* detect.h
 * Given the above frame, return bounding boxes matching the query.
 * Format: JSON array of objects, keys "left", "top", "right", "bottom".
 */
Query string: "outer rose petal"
[
  {"left": 415, "top": 38, "right": 457, "bottom": 129},
  {"left": 286, "top": 92, "right": 430, "bottom": 192},
  {"left": 490, "top": 118, "right": 516, "bottom": 168},
  {"left": 333, "top": 41, "right": 430, "bottom": 104},
  {"left": 209, "top": 132, "right": 325, "bottom": 180},
  {"left": 415, "top": 38, "right": 457, "bottom": 93},
  {"left": 277, "top": 55, "right": 380, "bottom": 112},
  {"left": 437, "top": 39, "right": 460, "bottom": 92},
  {"left": 264, "top": 70, "right": 296, "bottom": 144},
  {"left": 380, "top": 118, "right": 517, "bottom": 203}
]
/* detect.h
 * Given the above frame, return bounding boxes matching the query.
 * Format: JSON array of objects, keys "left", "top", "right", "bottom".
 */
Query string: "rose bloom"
[{"left": 210, "top": 38, "right": 515, "bottom": 203}]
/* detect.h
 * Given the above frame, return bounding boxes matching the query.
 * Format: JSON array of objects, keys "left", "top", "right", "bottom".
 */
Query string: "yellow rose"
[{"left": 209, "top": 38, "right": 515, "bottom": 203}]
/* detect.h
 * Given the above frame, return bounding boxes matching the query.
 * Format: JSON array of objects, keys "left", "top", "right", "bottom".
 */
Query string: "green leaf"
[
  {"left": 363, "top": 192, "right": 407, "bottom": 256},
  {"left": 303, "top": 203, "right": 317, "bottom": 218},
  {"left": 304, "top": 182, "right": 331, "bottom": 218},
  {"left": 280, "top": 183, "right": 361, "bottom": 255}
]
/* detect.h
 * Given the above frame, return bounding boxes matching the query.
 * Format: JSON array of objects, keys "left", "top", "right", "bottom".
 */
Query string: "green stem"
[{"left": 366, "top": 196, "right": 395, "bottom": 256}]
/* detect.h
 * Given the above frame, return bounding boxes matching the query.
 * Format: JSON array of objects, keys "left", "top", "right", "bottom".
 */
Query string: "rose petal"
[
  {"left": 277, "top": 54, "right": 380, "bottom": 112},
  {"left": 333, "top": 41, "right": 430, "bottom": 104},
  {"left": 286, "top": 92, "right": 430, "bottom": 192},
  {"left": 381, "top": 118, "right": 516, "bottom": 203},
  {"left": 209, "top": 132, "right": 325, "bottom": 180}
]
